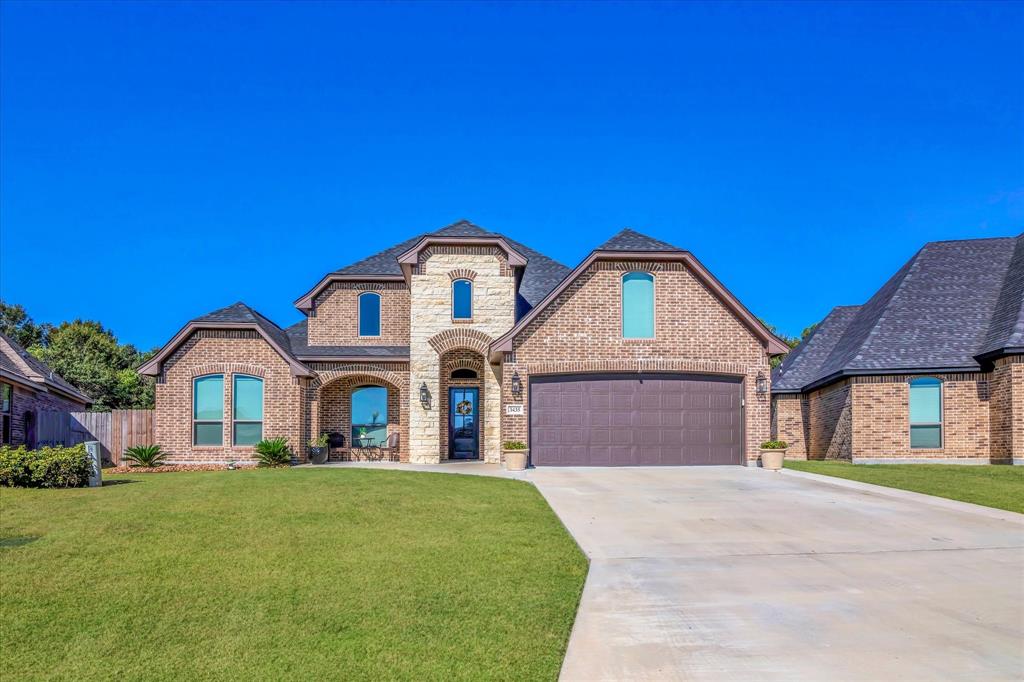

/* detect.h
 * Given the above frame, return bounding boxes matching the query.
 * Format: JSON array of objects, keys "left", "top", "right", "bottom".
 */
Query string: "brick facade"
[
  {"left": 2, "top": 381, "right": 88, "bottom": 447},
  {"left": 307, "top": 281, "right": 410, "bottom": 346},
  {"left": 502, "top": 261, "right": 773, "bottom": 464},
  {"left": 773, "top": 368, "right": 1017, "bottom": 463}
]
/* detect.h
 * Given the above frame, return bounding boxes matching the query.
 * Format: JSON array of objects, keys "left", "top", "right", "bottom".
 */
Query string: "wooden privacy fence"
[{"left": 36, "top": 410, "right": 155, "bottom": 465}]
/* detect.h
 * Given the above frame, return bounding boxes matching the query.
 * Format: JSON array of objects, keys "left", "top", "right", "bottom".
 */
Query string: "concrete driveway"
[{"left": 526, "top": 467, "right": 1024, "bottom": 681}]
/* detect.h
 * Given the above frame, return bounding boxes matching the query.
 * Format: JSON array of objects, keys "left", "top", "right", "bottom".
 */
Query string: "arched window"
[
  {"left": 451, "top": 368, "right": 478, "bottom": 379},
  {"left": 622, "top": 272, "right": 655, "bottom": 339},
  {"left": 193, "top": 375, "right": 224, "bottom": 446},
  {"left": 909, "top": 377, "right": 942, "bottom": 449},
  {"left": 232, "top": 375, "right": 263, "bottom": 446},
  {"left": 358, "top": 292, "right": 381, "bottom": 337},
  {"left": 452, "top": 279, "right": 472, "bottom": 320},
  {"left": 351, "top": 386, "right": 388, "bottom": 447}
]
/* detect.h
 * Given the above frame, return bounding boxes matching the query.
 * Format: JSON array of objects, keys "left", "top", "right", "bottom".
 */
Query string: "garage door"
[{"left": 530, "top": 373, "right": 743, "bottom": 466}]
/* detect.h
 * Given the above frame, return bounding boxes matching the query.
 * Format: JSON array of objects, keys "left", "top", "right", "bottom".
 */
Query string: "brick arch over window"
[
  {"left": 427, "top": 328, "right": 493, "bottom": 356},
  {"left": 189, "top": 363, "right": 267, "bottom": 379},
  {"left": 445, "top": 356, "right": 484, "bottom": 373},
  {"left": 448, "top": 269, "right": 478, "bottom": 282},
  {"left": 311, "top": 365, "right": 405, "bottom": 397}
]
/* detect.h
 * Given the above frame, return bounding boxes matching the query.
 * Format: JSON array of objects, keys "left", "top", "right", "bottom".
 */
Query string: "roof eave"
[
  {"left": 295, "top": 354, "right": 411, "bottom": 362},
  {"left": 775, "top": 365, "right": 984, "bottom": 395},
  {"left": 294, "top": 274, "right": 406, "bottom": 312},
  {"left": 974, "top": 346, "right": 1024, "bottom": 364}
]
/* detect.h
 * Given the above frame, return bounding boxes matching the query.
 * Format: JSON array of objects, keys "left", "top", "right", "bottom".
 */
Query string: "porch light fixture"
[
  {"left": 755, "top": 372, "right": 768, "bottom": 395},
  {"left": 419, "top": 382, "right": 431, "bottom": 408},
  {"left": 511, "top": 371, "right": 522, "bottom": 397}
]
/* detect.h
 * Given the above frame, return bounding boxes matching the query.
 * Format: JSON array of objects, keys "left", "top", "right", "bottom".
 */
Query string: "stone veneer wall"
[
  {"left": 307, "top": 281, "right": 410, "bottom": 346},
  {"left": 408, "top": 248, "right": 514, "bottom": 463},
  {"left": 155, "top": 330, "right": 303, "bottom": 463},
  {"left": 501, "top": 260, "right": 773, "bottom": 463}
]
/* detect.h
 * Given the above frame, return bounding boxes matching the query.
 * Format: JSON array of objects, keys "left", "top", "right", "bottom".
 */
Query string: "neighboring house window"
[
  {"left": 452, "top": 279, "right": 472, "bottom": 320},
  {"left": 193, "top": 375, "right": 224, "bottom": 446},
  {"left": 622, "top": 272, "right": 655, "bottom": 339},
  {"left": 0, "top": 382, "right": 11, "bottom": 445},
  {"left": 358, "top": 292, "right": 381, "bottom": 337},
  {"left": 351, "top": 386, "right": 387, "bottom": 446},
  {"left": 232, "top": 375, "right": 263, "bottom": 446},
  {"left": 909, "top": 377, "right": 942, "bottom": 448}
]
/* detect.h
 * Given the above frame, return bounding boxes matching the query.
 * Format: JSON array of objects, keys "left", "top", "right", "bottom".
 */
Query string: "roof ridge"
[{"left": 0, "top": 332, "right": 44, "bottom": 380}]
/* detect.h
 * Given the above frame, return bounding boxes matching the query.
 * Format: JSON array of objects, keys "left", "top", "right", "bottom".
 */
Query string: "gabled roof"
[
  {"left": 293, "top": 220, "right": 572, "bottom": 316},
  {"left": 284, "top": 320, "right": 410, "bottom": 361},
  {"left": 138, "top": 302, "right": 313, "bottom": 377},
  {"left": 0, "top": 332, "right": 91, "bottom": 404},
  {"left": 491, "top": 228, "right": 791, "bottom": 358},
  {"left": 773, "top": 235, "right": 1022, "bottom": 394}
]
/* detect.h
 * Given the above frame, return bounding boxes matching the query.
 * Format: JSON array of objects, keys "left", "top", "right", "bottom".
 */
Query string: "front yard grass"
[
  {"left": 0, "top": 469, "right": 587, "bottom": 680},
  {"left": 784, "top": 460, "right": 1024, "bottom": 514}
]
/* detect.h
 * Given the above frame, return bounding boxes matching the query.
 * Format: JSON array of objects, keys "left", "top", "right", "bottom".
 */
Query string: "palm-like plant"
[
  {"left": 254, "top": 437, "right": 292, "bottom": 468},
  {"left": 123, "top": 444, "right": 167, "bottom": 468}
]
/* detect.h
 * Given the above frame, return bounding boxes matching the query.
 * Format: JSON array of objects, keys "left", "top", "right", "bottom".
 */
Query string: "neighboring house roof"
[
  {"left": 491, "top": 228, "right": 792, "bottom": 358},
  {"left": 0, "top": 332, "right": 92, "bottom": 405},
  {"left": 773, "top": 235, "right": 1023, "bottom": 394},
  {"left": 284, "top": 320, "right": 410, "bottom": 361},
  {"left": 138, "top": 302, "right": 314, "bottom": 378},
  {"left": 294, "top": 220, "right": 572, "bottom": 317}
]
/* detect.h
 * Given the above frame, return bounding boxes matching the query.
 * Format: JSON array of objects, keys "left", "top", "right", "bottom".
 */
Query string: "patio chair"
[{"left": 378, "top": 432, "right": 400, "bottom": 461}]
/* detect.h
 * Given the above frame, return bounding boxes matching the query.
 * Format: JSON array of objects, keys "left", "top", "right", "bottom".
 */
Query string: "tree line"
[{"left": 0, "top": 301, "right": 156, "bottom": 411}]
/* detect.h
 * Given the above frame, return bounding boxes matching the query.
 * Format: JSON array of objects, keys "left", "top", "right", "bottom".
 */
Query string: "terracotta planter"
[
  {"left": 309, "top": 446, "right": 328, "bottom": 465},
  {"left": 760, "top": 448, "right": 786, "bottom": 470},
  {"left": 504, "top": 449, "right": 528, "bottom": 471}
]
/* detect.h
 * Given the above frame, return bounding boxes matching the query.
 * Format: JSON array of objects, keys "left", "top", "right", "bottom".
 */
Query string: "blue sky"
[{"left": 2, "top": 1, "right": 1021, "bottom": 350}]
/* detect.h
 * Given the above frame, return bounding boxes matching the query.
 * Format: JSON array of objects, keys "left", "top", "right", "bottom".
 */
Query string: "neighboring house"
[
  {"left": 140, "top": 220, "right": 789, "bottom": 466},
  {"left": 773, "top": 235, "right": 1024, "bottom": 465},
  {"left": 0, "top": 332, "right": 92, "bottom": 447}
]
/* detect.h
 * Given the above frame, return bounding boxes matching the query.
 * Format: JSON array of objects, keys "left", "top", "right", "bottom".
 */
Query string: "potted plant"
[
  {"left": 503, "top": 440, "right": 528, "bottom": 471},
  {"left": 308, "top": 433, "right": 329, "bottom": 465},
  {"left": 759, "top": 440, "right": 788, "bottom": 470}
]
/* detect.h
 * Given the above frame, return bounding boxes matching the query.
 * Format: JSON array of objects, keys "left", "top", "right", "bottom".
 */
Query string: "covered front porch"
[{"left": 309, "top": 369, "right": 409, "bottom": 462}]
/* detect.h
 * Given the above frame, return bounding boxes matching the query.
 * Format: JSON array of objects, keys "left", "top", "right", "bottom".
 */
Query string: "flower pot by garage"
[
  {"left": 760, "top": 448, "right": 786, "bottom": 470},
  {"left": 504, "top": 450, "right": 528, "bottom": 471},
  {"left": 309, "top": 446, "right": 328, "bottom": 465}
]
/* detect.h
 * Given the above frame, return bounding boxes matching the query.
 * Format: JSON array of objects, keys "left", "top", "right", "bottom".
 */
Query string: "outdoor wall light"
[
  {"left": 511, "top": 371, "right": 522, "bottom": 397},
  {"left": 419, "top": 382, "right": 431, "bottom": 408},
  {"left": 755, "top": 372, "right": 768, "bottom": 395}
]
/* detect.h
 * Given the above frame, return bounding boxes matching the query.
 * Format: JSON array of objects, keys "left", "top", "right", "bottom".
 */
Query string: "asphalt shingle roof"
[
  {"left": 773, "top": 235, "right": 1022, "bottom": 393},
  {"left": 597, "top": 228, "right": 684, "bottom": 252},
  {"left": 329, "top": 220, "right": 572, "bottom": 316},
  {"left": 283, "top": 321, "right": 409, "bottom": 359},
  {"left": 0, "top": 331, "right": 91, "bottom": 403}
]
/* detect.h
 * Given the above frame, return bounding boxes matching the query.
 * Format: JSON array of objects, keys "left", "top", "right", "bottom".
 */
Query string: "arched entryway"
[
  {"left": 311, "top": 371, "right": 406, "bottom": 462},
  {"left": 439, "top": 349, "right": 486, "bottom": 460}
]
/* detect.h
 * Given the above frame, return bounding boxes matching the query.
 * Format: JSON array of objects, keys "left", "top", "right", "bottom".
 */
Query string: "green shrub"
[
  {"left": 123, "top": 444, "right": 167, "bottom": 468},
  {"left": 503, "top": 440, "right": 527, "bottom": 450},
  {"left": 760, "top": 440, "right": 788, "bottom": 449},
  {"left": 254, "top": 438, "right": 292, "bottom": 468},
  {"left": 0, "top": 444, "right": 93, "bottom": 488}
]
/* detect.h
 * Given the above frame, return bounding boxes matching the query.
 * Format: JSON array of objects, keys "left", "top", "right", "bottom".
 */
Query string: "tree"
[{"left": 0, "top": 300, "right": 51, "bottom": 349}]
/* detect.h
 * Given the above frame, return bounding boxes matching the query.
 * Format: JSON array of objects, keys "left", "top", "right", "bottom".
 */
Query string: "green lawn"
[
  {"left": 784, "top": 460, "right": 1024, "bottom": 514},
  {"left": 0, "top": 469, "right": 587, "bottom": 681}
]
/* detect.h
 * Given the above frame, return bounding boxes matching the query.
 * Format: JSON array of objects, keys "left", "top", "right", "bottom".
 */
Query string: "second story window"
[
  {"left": 622, "top": 272, "right": 655, "bottom": 339},
  {"left": 452, "top": 279, "right": 472, "bottom": 320},
  {"left": 358, "top": 292, "right": 381, "bottom": 337}
]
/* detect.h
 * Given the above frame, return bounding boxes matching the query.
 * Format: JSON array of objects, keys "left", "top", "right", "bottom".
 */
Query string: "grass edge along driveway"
[
  {"left": 784, "top": 460, "right": 1024, "bottom": 514},
  {"left": 1, "top": 468, "right": 587, "bottom": 681}
]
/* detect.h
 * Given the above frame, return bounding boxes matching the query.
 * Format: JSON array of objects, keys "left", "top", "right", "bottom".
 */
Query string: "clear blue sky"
[{"left": 2, "top": 1, "right": 1021, "bottom": 350}]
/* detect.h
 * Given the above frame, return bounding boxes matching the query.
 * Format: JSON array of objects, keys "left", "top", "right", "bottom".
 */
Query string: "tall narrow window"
[
  {"left": 351, "top": 386, "right": 388, "bottom": 447},
  {"left": 0, "top": 382, "right": 11, "bottom": 445},
  {"left": 193, "top": 375, "right": 224, "bottom": 446},
  {"left": 452, "top": 279, "right": 472, "bottom": 320},
  {"left": 358, "top": 292, "right": 381, "bottom": 337},
  {"left": 909, "top": 377, "right": 942, "bottom": 448},
  {"left": 622, "top": 272, "right": 655, "bottom": 338},
  {"left": 233, "top": 375, "right": 264, "bottom": 446}
]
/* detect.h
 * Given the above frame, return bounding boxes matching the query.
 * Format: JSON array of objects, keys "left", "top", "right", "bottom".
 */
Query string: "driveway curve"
[{"left": 526, "top": 466, "right": 1024, "bottom": 682}]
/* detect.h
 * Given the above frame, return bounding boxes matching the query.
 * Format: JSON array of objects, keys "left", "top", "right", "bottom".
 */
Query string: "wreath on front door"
[{"left": 455, "top": 400, "right": 473, "bottom": 416}]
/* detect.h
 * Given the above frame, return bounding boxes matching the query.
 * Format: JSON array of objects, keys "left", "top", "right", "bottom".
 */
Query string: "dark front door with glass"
[{"left": 448, "top": 387, "right": 479, "bottom": 459}]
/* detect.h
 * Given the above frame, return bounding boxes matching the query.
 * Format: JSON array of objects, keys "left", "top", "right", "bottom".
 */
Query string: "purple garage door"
[{"left": 529, "top": 373, "right": 744, "bottom": 466}]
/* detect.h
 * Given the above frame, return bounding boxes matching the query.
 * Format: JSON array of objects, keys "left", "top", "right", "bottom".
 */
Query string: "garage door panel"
[{"left": 530, "top": 373, "right": 743, "bottom": 466}]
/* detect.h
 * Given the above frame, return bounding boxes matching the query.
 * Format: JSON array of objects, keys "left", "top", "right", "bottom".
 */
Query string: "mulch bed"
[{"left": 105, "top": 464, "right": 257, "bottom": 474}]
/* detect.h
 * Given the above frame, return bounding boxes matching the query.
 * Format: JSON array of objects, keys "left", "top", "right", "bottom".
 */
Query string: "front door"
[{"left": 448, "top": 387, "right": 479, "bottom": 459}]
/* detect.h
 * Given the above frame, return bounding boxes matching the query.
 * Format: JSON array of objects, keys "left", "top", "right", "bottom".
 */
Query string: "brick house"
[
  {"left": 772, "top": 235, "right": 1024, "bottom": 465},
  {"left": 0, "top": 332, "right": 91, "bottom": 446},
  {"left": 140, "top": 221, "right": 789, "bottom": 466}
]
